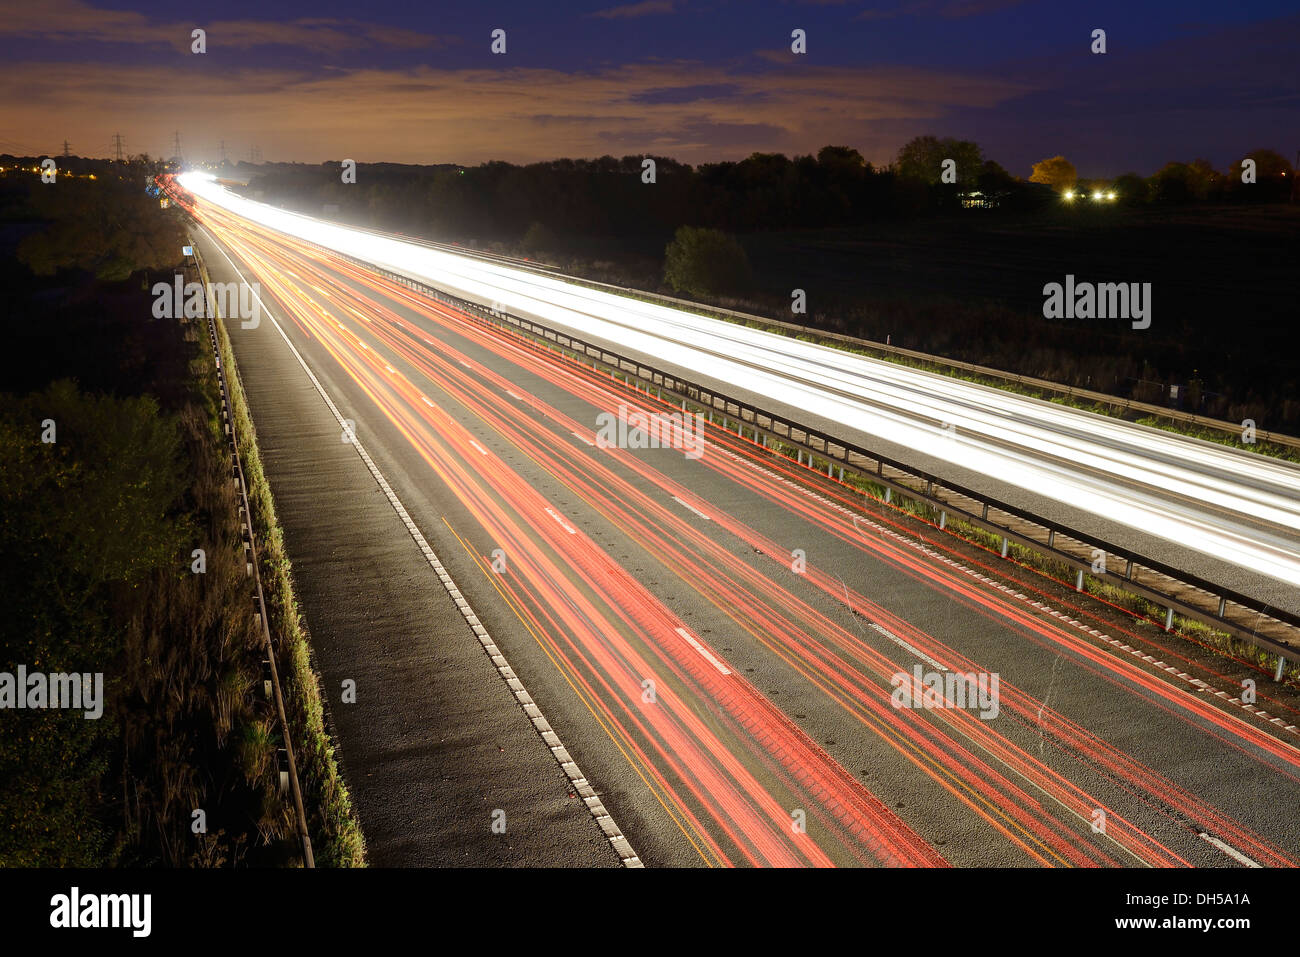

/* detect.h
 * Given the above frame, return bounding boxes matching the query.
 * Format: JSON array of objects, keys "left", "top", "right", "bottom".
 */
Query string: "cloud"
[
  {"left": 590, "top": 1, "right": 677, "bottom": 19},
  {"left": 855, "top": 0, "right": 1027, "bottom": 20},
  {"left": 0, "top": 57, "right": 1032, "bottom": 166},
  {"left": 0, "top": 0, "right": 452, "bottom": 53}
]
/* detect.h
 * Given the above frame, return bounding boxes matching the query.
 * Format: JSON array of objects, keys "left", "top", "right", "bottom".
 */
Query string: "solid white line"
[
  {"left": 545, "top": 507, "right": 577, "bottom": 534},
  {"left": 1198, "top": 832, "right": 1261, "bottom": 868},
  {"left": 468, "top": 439, "right": 489, "bottom": 456},
  {"left": 675, "top": 627, "right": 731, "bottom": 676},
  {"left": 868, "top": 622, "right": 948, "bottom": 672},
  {"left": 572, "top": 432, "right": 596, "bottom": 446},
  {"left": 672, "top": 496, "right": 712, "bottom": 521},
  {"left": 197, "top": 227, "right": 641, "bottom": 868}
]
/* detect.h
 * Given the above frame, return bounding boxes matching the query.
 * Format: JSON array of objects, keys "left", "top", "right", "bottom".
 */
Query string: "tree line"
[{"left": 240, "top": 138, "right": 1294, "bottom": 252}]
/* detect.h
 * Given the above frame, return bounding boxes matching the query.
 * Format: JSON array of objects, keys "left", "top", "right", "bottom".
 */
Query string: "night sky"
[{"left": 1, "top": 0, "right": 1295, "bottom": 177}]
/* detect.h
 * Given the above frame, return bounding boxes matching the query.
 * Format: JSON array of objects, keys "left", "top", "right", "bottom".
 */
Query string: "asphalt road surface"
[
  {"left": 176, "top": 172, "right": 1300, "bottom": 618},
  {"left": 187, "top": 198, "right": 1300, "bottom": 868}
]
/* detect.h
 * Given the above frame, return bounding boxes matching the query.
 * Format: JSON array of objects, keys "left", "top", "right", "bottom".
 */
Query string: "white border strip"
[{"left": 201, "top": 229, "right": 643, "bottom": 868}]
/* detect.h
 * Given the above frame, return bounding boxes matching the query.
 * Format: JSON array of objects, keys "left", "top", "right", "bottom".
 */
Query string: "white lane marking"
[
  {"left": 420, "top": 395, "right": 435, "bottom": 408},
  {"left": 506, "top": 389, "right": 524, "bottom": 401},
  {"left": 675, "top": 627, "right": 731, "bottom": 676},
  {"left": 545, "top": 507, "right": 577, "bottom": 534},
  {"left": 458, "top": 359, "right": 472, "bottom": 369},
  {"left": 384, "top": 364, "right": 396, "bottom": 374},
  {"left": 572, "top": 432, "right": 595, "bottom": 446},
  {"left": 469, "top": 439, "right": 489, "bottom": 456},
  {"left": 1198, "top": 832, "right": 1261, "bottom": 868},
  {"left": 672, "top": 496, "right": 712, "bottom": 522},
  {"left": 197, "top": 227, "right": 641, "bottom": 868},
  {"left": 715, "top": 439, "right": 1300, "bottom": 743},
  {"left": 868, "top": 622, "right": 948, "bottom": 672}
]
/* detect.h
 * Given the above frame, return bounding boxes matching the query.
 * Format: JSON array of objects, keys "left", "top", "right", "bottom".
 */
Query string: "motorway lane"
[
  {"left": 195, "top": 237, "right": 620, "bottom": 867},
  {"left": 193, "top": 206, "right": 1300, "bottom": 867},
  {"left": 174, "top": 174, "right": 1300, "bottom": 617}
]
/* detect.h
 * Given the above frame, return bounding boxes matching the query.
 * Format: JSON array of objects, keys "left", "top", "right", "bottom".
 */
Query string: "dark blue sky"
[{"left": 2, "top": 1, "right": 1295, "bottom": 177}]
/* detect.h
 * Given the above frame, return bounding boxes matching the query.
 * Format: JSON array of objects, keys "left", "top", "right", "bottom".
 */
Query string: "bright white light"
[
  {"left": 1063, "top": 190, "right": 1075, "bottom": 201},
  {"left": 179, "top": 177, "right": 1300, "bottom": 588}
]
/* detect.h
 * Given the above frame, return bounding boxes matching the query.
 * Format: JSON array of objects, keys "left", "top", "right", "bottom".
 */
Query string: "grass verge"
[{"left": 214, "top": 311, "right": 367, "bottom": 867}]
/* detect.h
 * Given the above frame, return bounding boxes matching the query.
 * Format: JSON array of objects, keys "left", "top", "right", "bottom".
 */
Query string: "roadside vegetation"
[{"left": 0, "top": 158, "right": 362, "bottom": 866}]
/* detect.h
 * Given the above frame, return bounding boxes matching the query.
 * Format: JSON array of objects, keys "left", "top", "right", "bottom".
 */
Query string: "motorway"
[
  {"left": 178, "top": 184, "right": 1300, "bottom": 867},
  {"left": 176, "top": 173, "right": 1300, "bottom": 617}
]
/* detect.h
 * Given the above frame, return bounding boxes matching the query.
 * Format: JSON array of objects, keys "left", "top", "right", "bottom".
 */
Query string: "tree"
[
  {"left": 817, "top": 145, "right": 867, "bottom": 170},
  {"left": 663, "top": 226, "right": 752, "bottom": 298},
  {"left": 520, "top": 221, "right": 558, "bottom": 257},
  {"left": 18, "top": 177, "right": 184, "bottom": 281},
  {"left": 976, "top": 159, "right": 1015, "bottom": 193},
  {"left": 1187, "top": 158, "right": 1222, "bottom": 200},
  {"left": 1150, "top": 162, "right": 1194, "bottom": 204},
  {"left": 1028, "top": 155, "right": 1077, "bottom": 192},
  {"left": 1230, "top": 148, "right": 1293, "bottom": 201},
  {"left": 896, "top": 135, "right": 983, "bottom": 186},
  {"left": 1113, "top": 173, "right": 1148, "bottom": 205}
]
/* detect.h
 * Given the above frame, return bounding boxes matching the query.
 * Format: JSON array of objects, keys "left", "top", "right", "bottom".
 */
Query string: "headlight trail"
[
  {"left": 175, "top": 173, "right": 1300, "bottom": 591},
  {"left": 178, "top": 192, "right": 1300, "bottom": 867}
]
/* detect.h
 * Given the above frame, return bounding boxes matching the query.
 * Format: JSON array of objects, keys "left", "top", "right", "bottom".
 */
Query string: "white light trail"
[{"left": 178, "top": 174, "right": 1300, "bottom": 587}]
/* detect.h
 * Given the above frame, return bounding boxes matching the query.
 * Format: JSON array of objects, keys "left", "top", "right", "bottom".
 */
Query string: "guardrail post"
[
  {"left": 939, "top": 511, "right": 946, "bottom": 530},
  {"left": 1165, "top": 606, "right": 1174, "bottom": 631},
  {"left": 296, "top": 237, "right": 1300, "bottom": 667},
  {"left": 1076, "top": 569, "right": 1084, "bottom": 591}
]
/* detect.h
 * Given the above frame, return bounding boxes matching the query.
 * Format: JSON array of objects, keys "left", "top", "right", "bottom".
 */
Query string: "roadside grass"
[{"left": 214, "top": 311, "right": 367, "bottom": 867}]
